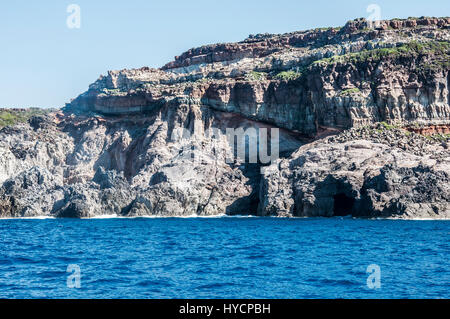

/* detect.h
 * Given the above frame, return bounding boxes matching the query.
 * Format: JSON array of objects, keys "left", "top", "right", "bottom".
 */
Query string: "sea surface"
[{"left": 0, "top": 217, "right": 448, "bottom": 299}]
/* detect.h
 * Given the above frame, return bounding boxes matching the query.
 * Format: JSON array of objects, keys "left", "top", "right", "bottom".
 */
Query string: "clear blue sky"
[{"left": 0, "top": 0, "right": 449, "bottom": 108}]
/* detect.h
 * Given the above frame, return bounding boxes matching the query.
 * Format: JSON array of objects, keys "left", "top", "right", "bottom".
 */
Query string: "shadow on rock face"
[
  {"left": 303, "top": 175, "right": 359, "bottom": 217},
  {"left": 226, "top": 163, "right": 262, "bottom": 215},
  {"left": 226, "top": 192, "right": 260, "bottom": 215},
  {"left": 56, "top": 200, "right": 93, "bottom": 218},
  {"left": 333, "top": 193, "right": 356, "bottom": 217}
]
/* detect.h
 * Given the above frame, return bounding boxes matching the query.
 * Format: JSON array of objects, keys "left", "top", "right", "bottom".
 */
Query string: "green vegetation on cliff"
[
  {"left": 312, "top": 41, "right": 450, "bottom": 69},
  {"left": 0, "top": 108, "right": 53, "bottom": 128},
  {"left": 340, "top": 88, "right": 361, "bottom": 96},
  {"left": 245, "top": 71, "right": 267, "bottom": 81},
  {"left": 274, "top": 70, "right": 303, "bottom": 81}
]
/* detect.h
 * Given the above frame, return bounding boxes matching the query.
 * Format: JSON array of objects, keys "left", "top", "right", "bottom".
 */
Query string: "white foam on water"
[
  {"left": 0, "top": 216, "right": 56, "bottom": 220},
  {"left": 0, "top": 215, "right": 448, "bottom": 221},
  {"left": 89, "top": 214, "right": 120, "bottom": 219}
]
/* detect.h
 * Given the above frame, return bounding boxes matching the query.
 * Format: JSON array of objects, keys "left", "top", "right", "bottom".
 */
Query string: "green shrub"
[
  {"left": 340, "top": 88, "right": 361, "bottom": 96},
  {"left": 380, "top": 121, "right": 399, "bottom": 130},
  {"left": 432, "top": 134, "right": 450, "bottom": 142},
  {"left": 274, "top": 71, "right": 302, "bottom": 81},
  {"left": 245, "top": 71, "right": 267, "bottom": 81}
]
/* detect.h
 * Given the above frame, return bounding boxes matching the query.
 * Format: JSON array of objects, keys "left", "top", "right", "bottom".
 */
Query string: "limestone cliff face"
[
  {"left": 1, "top": 18, "right": 449, "bottom": 219},
  {"left": 69, "top": 17, "right": 450, "bottom": 137}
]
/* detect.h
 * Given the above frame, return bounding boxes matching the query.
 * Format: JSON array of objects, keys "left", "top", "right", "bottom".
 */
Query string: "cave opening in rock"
[{"left": 333, "top": 193, "right": 355, "bottom": 217}]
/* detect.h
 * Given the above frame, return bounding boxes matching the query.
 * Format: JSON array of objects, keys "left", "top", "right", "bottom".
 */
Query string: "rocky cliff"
[
  {"left": 1, "top": 17, "right": 449, "bottom": 219},
  {"left": 69, "top": 17, "right": 450, "bottom": 136}
]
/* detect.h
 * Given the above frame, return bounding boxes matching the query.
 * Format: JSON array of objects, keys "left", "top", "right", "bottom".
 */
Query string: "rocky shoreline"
[
  {"left": 1, "top": 17, "right": 449, "bottom": 219},
  {"left": 260, "top": 123, "right": 449, "bottom": 219}
]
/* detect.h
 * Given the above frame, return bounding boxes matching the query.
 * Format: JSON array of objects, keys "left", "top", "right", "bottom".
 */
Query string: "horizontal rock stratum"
[
  {"left": 69, "top": 17, "right": 450, "bottom": 136},
  {"left": 1, "top": 17, "right": 449, "bottom": 219}
]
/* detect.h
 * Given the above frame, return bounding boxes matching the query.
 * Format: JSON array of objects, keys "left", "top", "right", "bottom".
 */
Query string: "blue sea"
[{"left": 0, "top": 217, "right": 448, "bottom": 299}]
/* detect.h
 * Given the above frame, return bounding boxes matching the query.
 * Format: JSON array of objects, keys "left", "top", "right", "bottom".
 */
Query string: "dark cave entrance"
[{"left": 333, "top": 193, "right": 355, "bottom": 217}]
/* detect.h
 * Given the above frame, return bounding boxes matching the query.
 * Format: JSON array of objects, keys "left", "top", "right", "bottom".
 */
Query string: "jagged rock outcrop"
[
  {"left": 1, "top": 17, "right": 449, "bottom": 219},
  {"left": 259, "top": 124, "right": 450, "bottom": 218},
  {"left": 0, "top": 103, "right": 302, "bottom": 218}
]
